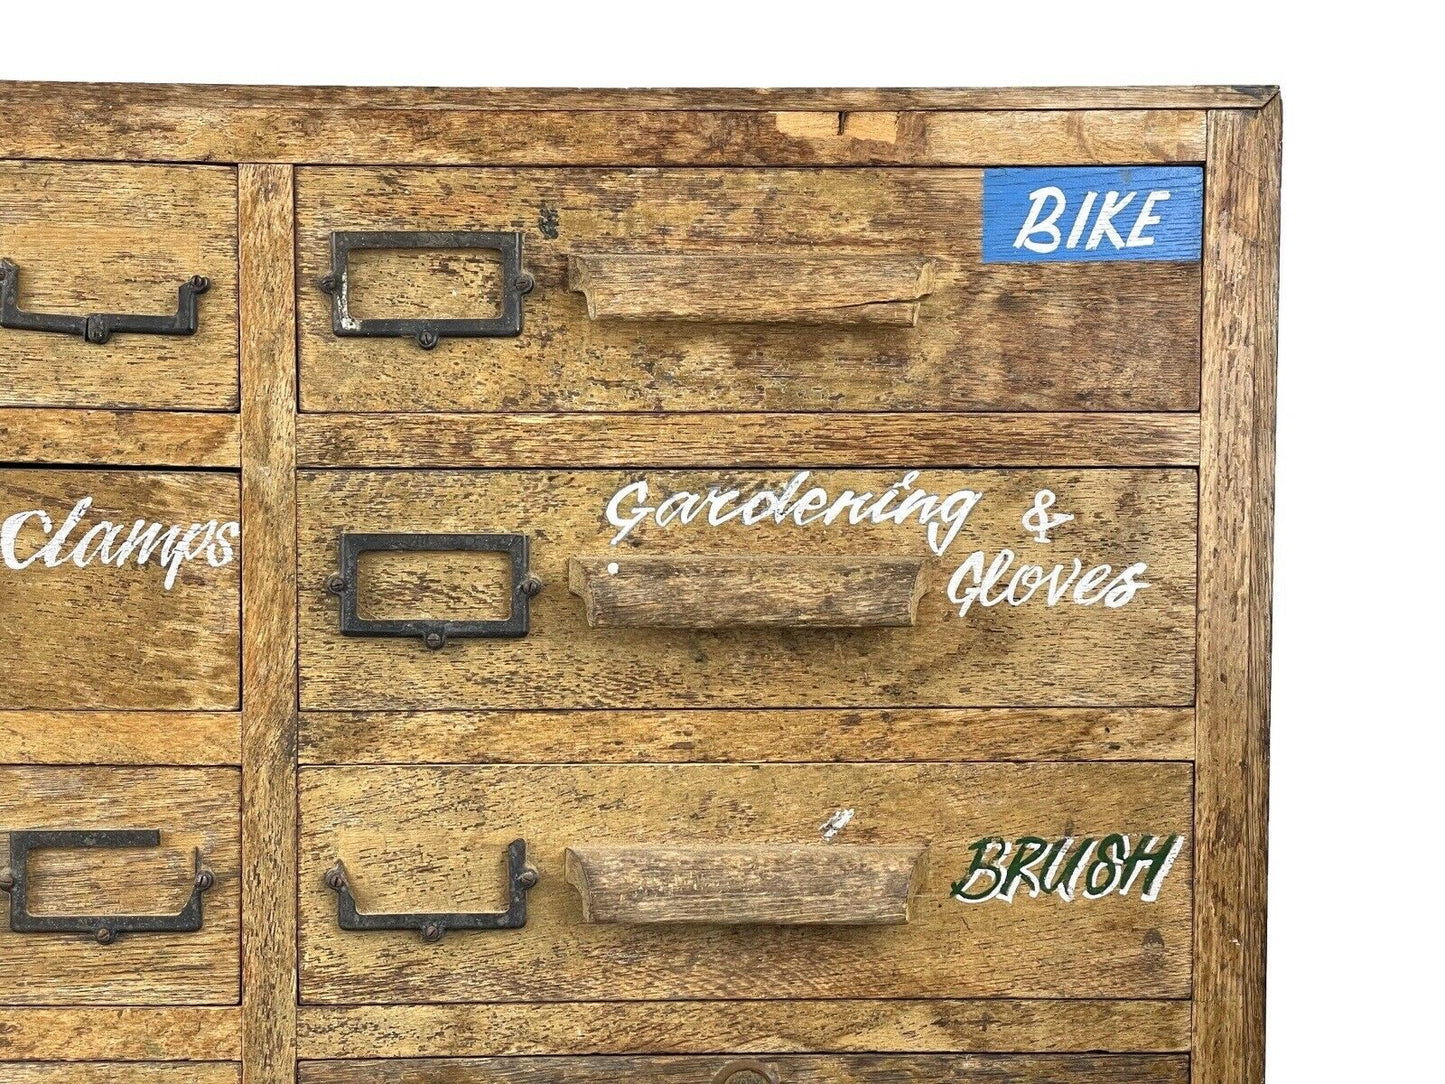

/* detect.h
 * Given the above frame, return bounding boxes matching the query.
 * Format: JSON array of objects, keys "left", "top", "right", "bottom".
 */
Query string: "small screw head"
[
  {"left": 318, "top": 274, "right": 338, "bottom": 294},
  {"left": 325, "top": 573, "right": 348, "bottom": 595},
  {"left": 95, "top": 927, "right": 115, "bottom": 945},
  {"left": 515, "top": 271, "right": 536, "bottom": 295},
  {"left": 323, "top": 866, "right": 347, "bottom": 892},
  {"left": 423, "top": 629, "right": 445, "bottom": 650},
  {"left": 195, "top": 869, "right": 216, "bottom": 892},
  {"left": 517, "top": 865, "right": 539, "bottom": 890},
  {"left": 417, "top": 329, "right": 440, "bottom": 350},
  {"left": 420, "top": 921, "right": 444, "bottom": 943},
  {"left": 86, "top": 318, "right": 109, "bottom": 344},
  {"left": 520, "top": 575, "right": 544, "bottom": 598},
  {"left": 189, "top": 275, "right": 211, "bottom": 293}
]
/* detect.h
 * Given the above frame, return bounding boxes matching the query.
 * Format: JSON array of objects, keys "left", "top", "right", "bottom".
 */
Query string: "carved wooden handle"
[
  {"left": 568, "top": 555, "right": 927, "bottom": 629},
  {"left": 568, "top": 253, "right": 935, "bottom": 326},
  {"left": 565, "top": 843, "right": 927, "bottom": 925}
]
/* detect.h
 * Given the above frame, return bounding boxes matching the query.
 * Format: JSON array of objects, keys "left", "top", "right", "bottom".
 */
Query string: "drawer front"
[
  {"left": 296, "top": 168, "right": 1199, "bottom": 413},
  {"left": 0, "top": 767, "right": 240, "bottom": 1004},
  {"left": 301, "top": 1056, "right": 1188, "bottom": 1083},
  {"left": 0, "top": 469, "right": 239, "bottom": 709},
  {"left": 299, "top": 763, "right": 1191, "bottom": 1004},
  {"left": 298, "top": 468, "right": 1195, "bottom": 710},
  {"left": 0, "top": 1067, "right": 239, "bottom": 1084},
  {"left": 0, "top": 163, "right": 238, "bottom": 411}
]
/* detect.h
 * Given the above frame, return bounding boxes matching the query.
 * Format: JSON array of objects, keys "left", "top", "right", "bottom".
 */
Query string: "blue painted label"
[{"left": 982, "top": 166, "right": 1202, "bottom": 263}]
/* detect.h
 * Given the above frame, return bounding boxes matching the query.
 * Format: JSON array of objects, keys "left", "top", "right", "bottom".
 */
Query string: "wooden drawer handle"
[
  {"left": 0, "top": 829, "right": 214, "bottom": 944},
  {"left": 326, "top": 531, "right": 543, "bottom": 649},
  {"left": 0, "top": 258, "right": 209, "bottom": 344},
  {"left": 318, "top": 230, "right": 534, "bottom": 349},
  {"left": 323, "top": 838, "right": 537, "bottom": 942},
  {"left": 568, "top": 252, "right": 935, "bottom": 326},
  {"left": 712, "top": 1061, "right": 780, "bottom": 1084},
  {"left": 568, "top": 555, "right": 927, "bottom": 629},
  {"left": 565, "top": 843, "right": 927, "bottom": 926}
]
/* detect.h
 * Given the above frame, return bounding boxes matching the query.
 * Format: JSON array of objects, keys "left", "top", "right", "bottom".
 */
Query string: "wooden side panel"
[
  {"left": 296, "top": 999, "right": 1193, "bottom": 1058},
  {"left": 299, "top": 468, "right": 1196, "bottom": 710},
  {"left": 0, "top": 1066, "right": 239, "bottom": 1084},
  {"left": 0, "top": 163, "right": 238, "bottom": 411},
  {"left": 0, "top": 1008, "right": 241, "bottom": 1061},
  {"left": 237, "top": 164, "right": 298, "bottom": 1084},
  {"left": 299, "top": 1054, "right": 1188, "bottom": 1083},
  {"left": 296, "top": 169, "right": 1200, "bottom": 413},
  {"left": 1194, "top": 101, "right": 1281, "bottom": 1084},
  {"left": 299, "top": 707, "right": 1196, "bottom": 765},
  {"left": 0, "top": 469, "right": 239, "bottom": 710},
  {"left": 0, "top": 768, "right": 240, "bottom": 1005},
  {"left": 299, "top": 763, "right": 1192, "bottom": 1003}
]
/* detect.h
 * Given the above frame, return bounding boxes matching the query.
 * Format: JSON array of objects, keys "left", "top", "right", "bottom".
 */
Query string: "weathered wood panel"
[
  {"left": 299, "top": 469, "right": 1195, "bottom": 710},
  {"left": 296, "top": 999, "right": 1193, "bottom": 1058},
  {"left": 0, "top": 1065, "right": 239, "bottom": 1084},
  {"left": 0, "top": 163, "right": 238, "bottom": 411},
  {"left": 565, "top": 844, "right": 926, "bottom": 925},
  {"left": 0, "top": 469, "right": 239, "bottom": 710},
  {"left": 300, "top": 1054, "right": 1187, "bottom": 1083},
  {"left": 568, "top": 556, "right": 927, "bottom": 629},
  {"left": 237, "top": 163, "right": 298, "bottom": 1084},
  {"left": 299, "top": 707, "right": 1195, "bottom": 764},
  {"left": 296, "top": 169, "right": 1200, "bottom": 413},
  {"left": 1, "top": 100, "right": 1205, "bottom": 166},
  {"left": 0, "top": 712, "right": 240, "bottom": 766},
  {"left": 0, "top": 411, "right": 240, "bottom": 469},
  {"left": 299, "top": 763, "right": 1191, "bottom": 1003},
  {"left": 296, "top": 412, "right": 1202, "bottom": 469},
  {"left": 0, "top": 767, "right": 239, "bottom": 1004},
  {"left": 1194, "top": 100, "right": 1281, "bottom": 1084},
  {"left": 0, "top": 1008, "right": 241, "bottom": 1060}
]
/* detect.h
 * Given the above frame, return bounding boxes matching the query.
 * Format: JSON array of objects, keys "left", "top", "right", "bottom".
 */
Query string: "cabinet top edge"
[{"left": 0, "top": 81, "right": 1279, "bottom": 112}]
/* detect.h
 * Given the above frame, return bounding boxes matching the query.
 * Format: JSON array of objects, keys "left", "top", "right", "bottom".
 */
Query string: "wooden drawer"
[
  {"left": 0, "top": 469, "right": 239, "bottom": 709},
  {"left": 0, "top": 767, "right": 240, "bottom": 1004},
  {"left": 0, "top": 163, "right": 238, "bottom": 411},
  {"left": 300, "top": 1055, "right": 1188, "bottom": 1083},
  {"left": 0, "top": 1067, "right": 239, "bottom": 1084},
  {"left": 295, "top": 168, "right": 1199, "bottom": 414},
  {"left": 298, "top": 468, "right": 1195, "bottom": 710},
  {"left": 299, "top": 763, "right": 1191, "bottom": 1004}
]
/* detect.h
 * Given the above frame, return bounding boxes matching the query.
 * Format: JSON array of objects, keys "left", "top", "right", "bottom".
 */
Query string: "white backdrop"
[{"left": 3, "top": 4, "right": 1436, "bottom": 1075}]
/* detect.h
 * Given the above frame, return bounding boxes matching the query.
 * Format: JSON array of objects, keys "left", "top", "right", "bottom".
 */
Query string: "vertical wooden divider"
[
  {"left": 1195, "top": 97, "right": 1281, "bottom": 1084},
  {"left": 238, "top": 163, "right": 299, "bottom": 1084}
]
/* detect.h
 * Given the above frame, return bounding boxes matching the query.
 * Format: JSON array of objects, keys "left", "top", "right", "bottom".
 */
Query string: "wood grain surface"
[
  {"left": 298, "top": 762, "right": 1191, "bottom": 1003},
  {"left": 0, "top": 410, "right": 240, "bottom": 469},
  {"left": 564, "top": 844, "right": 927, "bottom": 925},
  {"left": 296, "top": 169, "right": 1200, "bottom": 413},
  {"left": 1194, "top": 100, "right": 1281, "bottom": 1084},
  {"left": 0, "top": 1065, "right": 238, "bottom": 1084},
  {"left": 299, "top": 707, "right": 1195, "bottom": 765},
  {"left": 568, "top": 253, "right": 935, "bottom": 326},
  {"left": 568, "top": 556, "right": 928, "bottom": 629},
  {"left": 0, "top": 469, "right": 239, "bottom": 710},
  {"left": 0, "top": 163, "right": 238, "bottom": 411},
  {"left": 298, "top": 468, "right": 1196, "bottom": 710},
  {"left": 0, "top": 1008, "right": 241, "bottom": 1061},
  {"left": 0, "top": 712, "right": 239, "bottom": 766},
  {"left": 296, "top": 412, "right": 1201, "bottom": 469},
  {"left": 0, "top": 767, "right": 239, "bottom": 1005},
  {"left": 296, "top": 999, "right": 1192, "bottom": 1058},
  {"left": 300, "top": 1054, "right": 1186, "bottom": 1083},
  {"left": 237, "top": 164, "right": 298, "bottom": 1084}
]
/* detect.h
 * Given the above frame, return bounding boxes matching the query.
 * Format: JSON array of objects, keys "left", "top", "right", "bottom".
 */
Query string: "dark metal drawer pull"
[
  {"left": 0, "top": 829, "right": 214, "bottom": 944},
  {"left": 324, "top": 838, "right": 537, "bottom": 941},
  {"left": 326, "top": 532, "right": 541, "bottom": 649},
  {"left": 0, "top": 259, "right": 210, "bottom": 344},
  {"left": 317, "top": 230, "right": 534, "bottom": 349}
]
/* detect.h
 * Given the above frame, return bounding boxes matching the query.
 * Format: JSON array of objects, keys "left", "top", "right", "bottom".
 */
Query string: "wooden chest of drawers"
[{"left": 0, "top": 83, "right": 1279, "bottom": 1084}]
